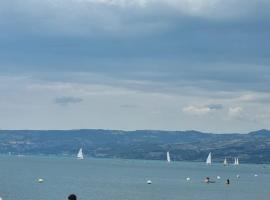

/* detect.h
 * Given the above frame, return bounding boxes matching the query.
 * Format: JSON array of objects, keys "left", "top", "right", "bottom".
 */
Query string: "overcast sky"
[{"left": 0, "top": 0, "right": 270, "bottom": 133}]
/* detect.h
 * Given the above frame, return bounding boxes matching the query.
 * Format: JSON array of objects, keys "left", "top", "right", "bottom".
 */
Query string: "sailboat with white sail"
[
  {"left": 223, "top": 157, "right": 228, "bottom": 166},
  {"left": 167, "top": 151, "right": 171, "bottom": 163},
  {"left": 206, "top": 152, "right": 212, "bottom": 165},
  {"left": 77, "top": 148, "right": 84, "bottom": 160},
  {"left": 234, "top": 157, "right": 239, "bottom": 165}
]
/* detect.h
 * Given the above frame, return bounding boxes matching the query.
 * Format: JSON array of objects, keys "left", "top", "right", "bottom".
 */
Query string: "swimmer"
[
  {"left": 204, "top": 177, "right": 215, "bottom": 183},
  {"left": 205, "top": 177, "right": 210, "bottom": 183}
]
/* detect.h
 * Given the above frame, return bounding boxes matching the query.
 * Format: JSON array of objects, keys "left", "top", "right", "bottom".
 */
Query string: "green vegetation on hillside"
[{"left": 0, "top": 129, "right": 270, "bottom": 163}]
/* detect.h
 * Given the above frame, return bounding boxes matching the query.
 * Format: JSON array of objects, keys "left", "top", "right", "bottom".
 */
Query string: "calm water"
[{"left": 0, "top": 156, "right": 269, "bottom": 200}]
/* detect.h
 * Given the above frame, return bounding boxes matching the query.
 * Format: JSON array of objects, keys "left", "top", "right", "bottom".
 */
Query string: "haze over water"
[{"left": 0, "top": 156, "right": 269, "bottom": 200}]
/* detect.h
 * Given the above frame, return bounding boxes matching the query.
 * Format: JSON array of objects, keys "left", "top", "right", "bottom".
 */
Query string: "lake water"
[{"left": 0, "top": 156, "right": 269, "bottom": 200}]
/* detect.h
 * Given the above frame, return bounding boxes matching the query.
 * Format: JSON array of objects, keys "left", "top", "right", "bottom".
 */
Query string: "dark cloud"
[
  {"left": 207, "top": 104, "right": 224, "bottom": 110},
  {"left": 54, "top": 96, "right": 83, "bottom": 106},
  {"left": 0, "top": 0, "right": 269, "bottom": 94}
]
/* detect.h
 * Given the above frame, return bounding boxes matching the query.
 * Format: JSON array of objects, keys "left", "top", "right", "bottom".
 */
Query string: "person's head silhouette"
[{"left": 68, "top": 194, "right": 77, "bottom": 200}]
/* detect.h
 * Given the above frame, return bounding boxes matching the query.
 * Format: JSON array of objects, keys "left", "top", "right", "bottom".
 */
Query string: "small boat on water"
[
  {"left": 223, "top": 157, "right": 228, "bottom": 166},
  {"left": 147, "top": 180, "right": 152, "bottom": 184},
  {"left": 167, "top": 151, "right": 171, "bottom": 163},
  {"left": 77, "top": 148, "right": 84, "bottom": 160},
  {"left": 234, "top": 157, "right": 239, "bottom": 165},
  {"left": 206, "top": 152, "right": 212, "bottom": 165}
]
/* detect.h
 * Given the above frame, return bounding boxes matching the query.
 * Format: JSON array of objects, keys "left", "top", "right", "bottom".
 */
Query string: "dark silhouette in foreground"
[{"left": 68, "top": 194, "right": 77, "bottom": 200}]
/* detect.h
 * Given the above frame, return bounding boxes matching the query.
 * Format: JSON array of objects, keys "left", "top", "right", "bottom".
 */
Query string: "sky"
[{"left": 0, "top": 0, "right": 270, "bottom": 133}]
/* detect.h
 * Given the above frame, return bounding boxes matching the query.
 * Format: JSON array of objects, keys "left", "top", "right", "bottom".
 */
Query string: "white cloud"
[
  {"left": 228, "top": 106, "right": 243, "bottom": 118},
  {"left": 182, "top": 105, "right": 211, "bottom": 116},
  {"left": 232, "top": 92, "right": 270, "bottom": 104},
  {"left": 182, "top": 103, "right": 224, "bottom": 116},
  {"left": 237, "top": 94, "right": 256, "bottom": 102},
  {"left": 1, "top": 74, "right": 270, "bottom": 132}
]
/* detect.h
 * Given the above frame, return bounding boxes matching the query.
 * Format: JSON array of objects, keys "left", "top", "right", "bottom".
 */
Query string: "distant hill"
[{"left": 0, "top": 129, "right": 270, "bottom": 164}]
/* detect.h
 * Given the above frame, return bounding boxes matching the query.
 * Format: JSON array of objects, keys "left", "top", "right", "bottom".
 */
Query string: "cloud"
[
  {"left": 182, "top": 105, "right": 211, "bottom": 115},
  {"left": 0, "top": 0, "right": 270, "bottom": 132},
  {"left": 237, "top": 94, "right": 256, "bottom": 102},
  {"left": 0, "top": 0, "right": 172, "bottom": 38},
  {"left": 54, "top": 96, "right": 83, "bottom": 106},
  {"left": 226, "top": 106, "right": 269, "bottom": 124},
  {"left": 235, "top": 93, "right": 270, "bottom": 104},
  {"left": 0, "top": 0, "right": 270, "bottom": 96},
  {"left": 182, "top": 104, "right": 224, "bottom": 116},
  {"left": 207, "top": 104, "right": 223, "bottom": 110},
  {"left": 228, "top": 106, "right": 243, "bottom": 118},
  {"left": 0, "top": 0, "right": 269, "bottom": 39},
  {"left": 1, "top": 74, "right": 270, "bottom": 132}
]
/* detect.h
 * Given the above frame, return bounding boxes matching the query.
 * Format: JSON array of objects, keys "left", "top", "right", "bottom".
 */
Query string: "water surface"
[{"left": 0, "top": 156, "right": 269, "bottom": 200}]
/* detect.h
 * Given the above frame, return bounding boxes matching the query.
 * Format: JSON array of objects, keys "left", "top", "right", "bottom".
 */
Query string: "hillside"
[{"left": 0, "top": 129, "right": 270, "bottom": 163}]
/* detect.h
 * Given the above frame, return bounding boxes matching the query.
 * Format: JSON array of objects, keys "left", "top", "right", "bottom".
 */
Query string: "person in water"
[
  {"left": 204, "top": 177, "right": 215, "bottom": 183},
  {"left": 68, "top": 194, "right": 77, "bottom": 200},
  {"left": 205, "top": 177, "right": 210, "bottom": 183},
  {"left": 226, "top": 179, "right": 230, "bottom": 185}
]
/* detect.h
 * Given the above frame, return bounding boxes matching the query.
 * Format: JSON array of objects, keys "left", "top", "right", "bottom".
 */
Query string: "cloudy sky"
[{"left": 0, "top": 0, "right": 270, "bottom": 133}]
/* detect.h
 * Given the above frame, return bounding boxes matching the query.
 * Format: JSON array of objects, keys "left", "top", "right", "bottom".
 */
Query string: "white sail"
[
  {"left": 167, "top": 151, "right": 171, "bottom": 163},
  {"left": 206, "top": 152, "right": 212, "bottom": 165},
  {"left": 223, "top": 157, "right": 228, "bottom": 165},
  {"left": 77, "top": 148, "right": 84, "bottom": 160},
  {"left": 234, "top": 157, "right": 239, "bottom": 165}
]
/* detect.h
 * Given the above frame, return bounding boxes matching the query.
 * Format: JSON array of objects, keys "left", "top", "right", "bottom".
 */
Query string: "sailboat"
[
  {"left": 167, "top": 151, "right": 171, "bottom": 163},
  {"left": 77, "top": 148, "right": 84, "bottom": 160},
  {"left": 206, "top": 152, "right": 212, "bottom": 165},
  {"left": 234, "top": 157, "right": 239, "bottom": 165},
  {"left": 223, "top": 157, "right": 228, "bottom": 166}
]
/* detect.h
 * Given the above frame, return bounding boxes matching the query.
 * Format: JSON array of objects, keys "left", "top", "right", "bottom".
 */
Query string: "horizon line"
[{"left": 0, "top": 128, "right": 269, "bottom": 135}]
